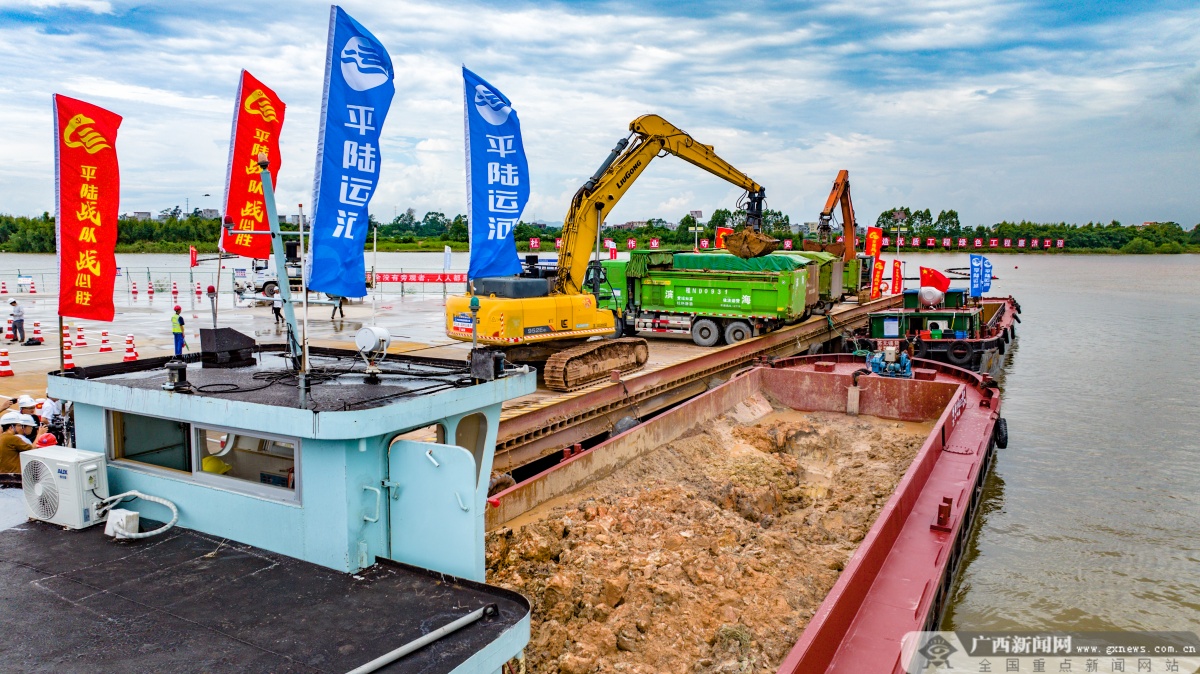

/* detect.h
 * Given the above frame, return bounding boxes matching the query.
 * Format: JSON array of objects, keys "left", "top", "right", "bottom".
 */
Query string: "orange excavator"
[{"left": 803, "top": 169, "right": 857, "bottom": 262}]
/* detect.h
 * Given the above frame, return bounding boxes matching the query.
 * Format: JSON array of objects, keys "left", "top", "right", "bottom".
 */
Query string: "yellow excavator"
[{"left": 445, "top": 114, "right": 770, "bottom": 391}]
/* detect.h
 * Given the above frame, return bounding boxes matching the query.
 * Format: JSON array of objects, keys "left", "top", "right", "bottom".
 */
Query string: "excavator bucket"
[
  {"left": 801, "top": 240, "right": 846, "bottom": 257},
  {"left": 724, "top": 229, "right": 779, "bottom": 259}
]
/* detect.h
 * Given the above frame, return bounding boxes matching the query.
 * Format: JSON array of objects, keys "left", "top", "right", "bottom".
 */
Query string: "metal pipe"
[{"left": 344, "top": 605, "right": 496, "bottom": 674}]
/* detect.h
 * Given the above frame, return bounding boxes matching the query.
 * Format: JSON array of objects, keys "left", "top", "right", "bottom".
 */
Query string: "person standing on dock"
[
  {"left": 171, "top": 305, "right": 186, "bottom": 356},
  {"left": 271, "top": 288, "right": 284, "bottom": 325},
  {"left": 8, "top": 299, "right": 24, "bottom": 344}
]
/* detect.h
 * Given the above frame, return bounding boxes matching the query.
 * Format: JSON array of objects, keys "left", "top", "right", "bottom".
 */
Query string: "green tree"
[
  {"left": 1120, "top": 237, "right": 1155, "bottom": 254},
  {"left": 447, "top": 214, "right": 469, "bottom": 242}
]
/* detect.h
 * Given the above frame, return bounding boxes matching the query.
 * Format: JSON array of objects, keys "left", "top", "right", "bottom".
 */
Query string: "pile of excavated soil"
[{"left": 486, "top": 393, "right": 932, "bottom": 674}]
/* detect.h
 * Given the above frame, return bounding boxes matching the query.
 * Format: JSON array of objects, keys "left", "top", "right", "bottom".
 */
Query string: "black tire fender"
[
  {"left": 946, "top": 339, "right": 974, "bottom": 367},
  {"left": 997, "top": 338, "right": 1006, "bottom": 355},
  {"left": 994, "top": 417, "right": 1009, "bottom": 449},
  {"left": 691, "top": 318, "right": 721, "bottom": 347},
  {"left": 913, "top": 338, "right": 930, "bottom": 359}
]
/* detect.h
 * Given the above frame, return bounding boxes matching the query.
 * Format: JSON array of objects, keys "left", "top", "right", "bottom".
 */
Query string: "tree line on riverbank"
[{"left": 1, "top": 209, "right": 1196, "bottom": 254}]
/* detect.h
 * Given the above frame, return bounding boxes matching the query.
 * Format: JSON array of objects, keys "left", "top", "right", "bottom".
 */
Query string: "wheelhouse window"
[
  {"left": 108, "top": 411, "right": 298, "bottom": 502},
  {"left": 109, "top": 412, "right": 191, "bottom": 473},
  {"left": 194, "top": 426, "right": 297, "bottom": 498}
]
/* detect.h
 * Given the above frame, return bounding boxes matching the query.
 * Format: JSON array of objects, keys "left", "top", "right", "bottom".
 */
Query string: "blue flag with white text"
[
  {"left": 308, "top": 6, "right": 394, "bottom": 298},
  {"left": 969, "top": 254, "right": 989, "bottom": 297},
  {"left": 464, "top": 67, "right": 527, "bottom": 281}
]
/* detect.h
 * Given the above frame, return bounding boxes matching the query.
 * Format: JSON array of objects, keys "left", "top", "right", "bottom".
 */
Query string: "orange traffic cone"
[
  {"left": 75, "top": 326, "right": 87, "bottom": 347},
  {"left": 32, "top": 322, "right": 42, "bottom": 344},
  {"left": 0, "top": 281, "right": 6, "bottom": 294},
  {"left": 0, "top": 350, "right": 12, "bottom": 377},
  {"left": 98, "top": 330, "right": 112, "bottom": 353},
  {"left": 28, "top": 280, "right": 36, "bottom": 294},
  {"left": 4, "top": 318, "right": 11, "bottom": 342},
  {"left": 123, "top": 334, "right": 137, "bottom": 362},
  {"left": 61, "top": 325, "right": 70, "bottom": 343},
  {"left": 148, "top": 283, "right": 155, "bottom": 296},
  {"left": 63, "top": 342, "right": 74, "bottom": 370},
  {"left": 195, "top": 281, "right": 202, "bottom": 296},
  {"left": 171, "top": 281, "right": 179, "bottom": 296},
  {"left": 131, "top": 281, "right": 138, "bottom": 295}
]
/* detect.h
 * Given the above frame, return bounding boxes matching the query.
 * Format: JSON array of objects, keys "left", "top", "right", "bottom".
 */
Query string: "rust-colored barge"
[{"left": 488, "top": 354, "right": 1004, "bottom": 672}]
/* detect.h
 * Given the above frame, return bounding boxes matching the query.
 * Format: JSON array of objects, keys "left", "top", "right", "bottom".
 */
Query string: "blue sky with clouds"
[{"left": 1, "top": 0, "right": 1197, "bottom": 227}]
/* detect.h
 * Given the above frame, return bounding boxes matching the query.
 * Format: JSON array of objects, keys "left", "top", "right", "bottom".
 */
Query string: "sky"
[{"left": 0, "top": 0, "right": 1197, "bottom": 228}]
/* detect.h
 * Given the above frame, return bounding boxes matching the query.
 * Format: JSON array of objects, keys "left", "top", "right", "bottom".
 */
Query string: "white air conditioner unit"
[{"left": 20, "top": 446, "right": 109, "bottom": 529}]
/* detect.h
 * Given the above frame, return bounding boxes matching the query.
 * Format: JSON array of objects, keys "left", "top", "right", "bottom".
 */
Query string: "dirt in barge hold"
[{"left": 485, "top": 392, "right": 933, "bottom": 674}]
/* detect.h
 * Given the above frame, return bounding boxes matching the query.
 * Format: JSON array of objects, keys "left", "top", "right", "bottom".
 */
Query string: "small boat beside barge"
[{"left": 851, "top": 288, "right": 1022, "bottom": 375}]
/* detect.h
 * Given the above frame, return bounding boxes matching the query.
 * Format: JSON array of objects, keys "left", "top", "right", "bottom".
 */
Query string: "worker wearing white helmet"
[
  {"left": 16, "top": 395, "right": 37, "bottom": 416},
  {"left": 0, "top": 411, "right": 38, "bottom": 476}
]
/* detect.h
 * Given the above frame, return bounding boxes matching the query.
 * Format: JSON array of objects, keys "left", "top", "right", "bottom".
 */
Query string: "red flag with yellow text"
[
  {"left": 863, "top": 226, "right": 883, "bottom": 258},
  {"left": 221, "top": 70, "right": 285, "bottom": 258},
  {"left": 54, "top": 94, "right": 121, "bottom": 321},
  {"left": 892, "top": 260, "right": 903, "bottom": 294},
  {"left": 714, "top": 227, "right": 734, "bottom": 249},
  {"left": 919, "top": 266, "right": 951, "bottom": 292},
  {"left": 869, "top": 257, "right": 886, "bottom": 300}
]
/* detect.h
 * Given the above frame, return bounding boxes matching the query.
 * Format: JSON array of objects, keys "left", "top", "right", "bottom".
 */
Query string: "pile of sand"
[{"left": 486, "top": 393, "right": 931, "bottom": 673}]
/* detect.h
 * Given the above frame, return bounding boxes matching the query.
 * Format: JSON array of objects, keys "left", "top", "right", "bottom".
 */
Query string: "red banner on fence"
[
  {"left": 863, "top": 227, "right": 883, "bottom": 258},
  {"left": 869, "top": 257, "right": 886, "bottom": 300},
  {"left": 55, "top": 94, "right": 121, "bottom": 322},
  {"left": 221, "top": 70, "right": 285, "bottom": 259},
  {"left": 375, "top": 273, "right": 467, "bottom": 283},
  {"left": 892, "top": 260, "right": 902, "bottom": 294}
]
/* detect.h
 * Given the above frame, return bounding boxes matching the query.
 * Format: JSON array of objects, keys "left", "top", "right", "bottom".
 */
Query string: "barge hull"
[{"left": 487, "top": 354, "right": 1002, "bottom": 672}]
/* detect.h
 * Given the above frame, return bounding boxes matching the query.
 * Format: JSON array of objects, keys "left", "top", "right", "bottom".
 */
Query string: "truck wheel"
[
  {"left": 610, "top": 312, "right": 625, "bottom": 339},
  {"left": 262, "top": 282, "right": 278, "bottom": 298},
  {"left": 724, "top": 321, "right": 752, "bottom": 344},
  {"left": 691, "top": 318, "right": 721, "bottom": 347},
  {"left": 994, "top": 417, "right": 1009, "bottom": 449}
]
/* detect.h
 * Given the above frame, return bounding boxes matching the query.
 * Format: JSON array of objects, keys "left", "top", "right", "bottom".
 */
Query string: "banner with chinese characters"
[
  {"left": 969, "top": 254, "right": 993, "bottom": 297},
  {"left": 864, "top": 226, "right": 883, "bottom": 258},
  {"left": 464, "top": 66, "right": 527, "bottom": 280},
  {"left": 892, "top": 260, "right": 903, "bottom": 294},
  {"left": 220, "top": 70, "right": 286, "bottom": 259},
  {"left": 869, "top": 257, "right": 886, "bottom": 300},
  {"left": 54, "top": 94, "right": 121, "bottom": 321},
  {"left": 309, "top": 6, "right": 394, "bottom": 297},
  {"left": 714, "top": 226, "right": 733, "bottom": 249}
]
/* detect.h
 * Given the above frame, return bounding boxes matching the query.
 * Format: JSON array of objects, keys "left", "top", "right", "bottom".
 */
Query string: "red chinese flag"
[
  {"left": 54, "top": 94, "right": 121, "bottom": 322},
  {"left": 864, "top": 226, "right": 883, "bottom": 258},
  {"left": 221, "top": 70, "right": 286, "bottom": 259},
  {"left": 869, "top": 258, "right": 886, "bottom": 300},
  {"left": 715, "top": 227, "right": 734, "bottom": 249},
  {"left": 919, "top": 267, "right": 951, "bottom": 292},
  {"left": 189, "top": 245, "right": 198, "bottom": 267},
  {"left": 892, "top": 260, "right": 903, "bottom": 294}
]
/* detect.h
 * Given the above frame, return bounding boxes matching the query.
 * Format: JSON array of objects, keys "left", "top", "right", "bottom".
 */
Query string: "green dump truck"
[{"left": 591, "top": 251, "right": 818, "bottom": 346}]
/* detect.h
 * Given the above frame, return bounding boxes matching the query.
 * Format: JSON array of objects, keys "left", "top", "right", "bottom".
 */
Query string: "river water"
[{"left": 2, "top": 250, "right": 1196, "bottom": 632}]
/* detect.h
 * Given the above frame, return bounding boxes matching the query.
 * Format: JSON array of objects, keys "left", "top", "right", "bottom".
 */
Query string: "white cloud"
[
  {"left": 0, "top": 0, "right": 111, "bottom": 13},
  {"left": 0, "top": 0, "right": 1197, "bottom": 227}
]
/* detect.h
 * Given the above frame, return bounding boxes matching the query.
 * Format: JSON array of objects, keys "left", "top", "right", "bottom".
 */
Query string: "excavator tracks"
[{"left": 542, "top": 337, "right": 650, "bottom": 392}]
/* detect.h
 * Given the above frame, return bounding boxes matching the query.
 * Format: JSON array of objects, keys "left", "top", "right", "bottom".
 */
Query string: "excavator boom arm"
[
  {"left": 819, "top": 169, "right": 858, "bottom": 262},
  {"left": 554, "top": 114, "right": 765, "bottom": 295}
]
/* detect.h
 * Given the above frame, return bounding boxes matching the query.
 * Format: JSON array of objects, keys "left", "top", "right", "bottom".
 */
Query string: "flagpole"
[
  {"left": 372, "top": 222, "right": 377, "bottom": 326},
  {"left": 58, "top": 315, "right": 64, "bottom": 372},
  {"left": 299, "top": 203, "right": 309, "bottom": 374}
]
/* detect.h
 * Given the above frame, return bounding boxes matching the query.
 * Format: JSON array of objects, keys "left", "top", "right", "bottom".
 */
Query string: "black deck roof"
[
  {"left": 55, "top": 347, "right": 480, "bottom": 412},
  {"left": 0, "top": 520, "right": 528, "bottom": 673}
]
